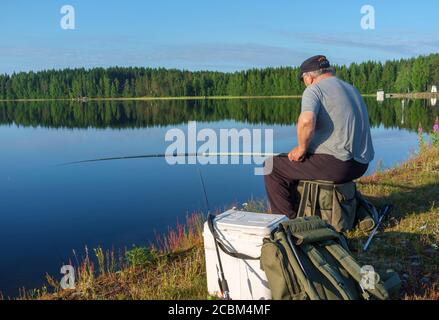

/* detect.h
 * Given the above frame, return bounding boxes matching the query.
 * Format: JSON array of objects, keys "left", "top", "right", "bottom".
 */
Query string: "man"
[{"left": 264, "top": 55, "right": 374, "bottom": 218}]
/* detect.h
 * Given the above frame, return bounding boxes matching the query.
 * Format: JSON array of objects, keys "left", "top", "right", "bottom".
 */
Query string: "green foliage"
[
  {"left": 418, "top": 130, "right": 426, "bottom": 152},
  {"left": 395, "top": 63, "right": 412, "bottom": 93},
  {"left": 411, "top": 57, "right": 430, "bottom": 92},
  {"left": 125, "top": 246, "right": 158, "bottom": 268},
  {"left": 431, "top": 117, "right": 439, "bottom": 147},
  {"left": 420, "top": 117, "right": 439, "bottom": 148},
  {"left": 432, "top": 132, "right": 439, "bottom": 148},
  {"left": 0, "top": 54, "right": 438, "bottom": 99}
]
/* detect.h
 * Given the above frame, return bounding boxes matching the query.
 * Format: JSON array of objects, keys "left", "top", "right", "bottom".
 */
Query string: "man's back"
[
  {"left": 301, "top": 76, "right": 374, "bottom": 164},
  {"left": 265, "top": 56, "right": 372, "bottom": 218}
]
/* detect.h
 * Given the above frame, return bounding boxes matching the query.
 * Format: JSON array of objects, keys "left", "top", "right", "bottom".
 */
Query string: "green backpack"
[
  {"left": 260, "top": 216, "right": 401, "bottom": 300},
  {"left": 296, "top": 180, "right": 377, "bottom": 233}
]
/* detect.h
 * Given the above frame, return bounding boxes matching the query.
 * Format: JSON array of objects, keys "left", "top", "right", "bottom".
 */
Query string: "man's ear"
[
  {"left": 304, "top": 75, "right": 312, "bottom": 86},
  {"left": 303, "top": 75, "right": 310, "bottom": 86}
]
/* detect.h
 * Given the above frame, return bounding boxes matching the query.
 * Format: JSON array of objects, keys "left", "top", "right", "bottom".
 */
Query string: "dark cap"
[{"left": 299, "top": 55, "right": 331, "bottom": 79}]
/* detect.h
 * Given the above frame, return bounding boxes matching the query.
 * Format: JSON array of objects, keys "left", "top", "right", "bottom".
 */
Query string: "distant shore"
[
  {"left": 0, "top": 95, "right": 303, "bottom": 102},
  {"left": 2, "top": 92, "right": 439, "bottom": 102},
  {"left": 386, "top": 92, "right": 439, "bottom": 99}
]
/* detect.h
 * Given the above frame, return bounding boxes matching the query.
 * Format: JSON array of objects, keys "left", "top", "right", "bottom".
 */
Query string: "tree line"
[
  {"left": 0, "top": 54, "right": 437, "bottom": 99},
  {"left": 0, "top": 98, "right": 435, "bottom": 133}
]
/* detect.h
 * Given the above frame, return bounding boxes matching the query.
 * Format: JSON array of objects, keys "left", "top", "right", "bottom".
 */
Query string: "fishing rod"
[
  {"left": 58, "top": 152, "right": 288, "bottom": 166},
  {"left": 198, "top": 168, "right": 230, "bottom": 300}
]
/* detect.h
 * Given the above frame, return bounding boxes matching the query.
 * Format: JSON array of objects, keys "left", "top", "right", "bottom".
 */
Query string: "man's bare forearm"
[{"left": 297, "top": 113, "right": 315, "bottom": 152}]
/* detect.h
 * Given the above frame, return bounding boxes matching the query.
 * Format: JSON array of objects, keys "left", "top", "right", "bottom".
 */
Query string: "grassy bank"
[{"left": 15, "top": 146, "right": 439, "bottom": 300}]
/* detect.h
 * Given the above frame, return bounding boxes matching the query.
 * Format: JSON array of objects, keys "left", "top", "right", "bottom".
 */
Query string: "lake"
[{"left": 0, "top": 97, "right": 437, "bottom": 297}]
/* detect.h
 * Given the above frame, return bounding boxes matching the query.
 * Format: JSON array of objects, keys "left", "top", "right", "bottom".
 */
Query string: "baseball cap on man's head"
[{"left": 299, "top": 55, "right": 331, "bottom": 79}]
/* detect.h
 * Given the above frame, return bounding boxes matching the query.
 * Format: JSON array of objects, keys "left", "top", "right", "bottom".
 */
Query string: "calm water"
[{"left": 0, "top": 98, "right": 437, "bottom": 296}]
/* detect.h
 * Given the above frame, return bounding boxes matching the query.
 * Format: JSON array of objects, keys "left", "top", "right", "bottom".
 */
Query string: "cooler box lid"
[{"left": 214, "top": 209, "right": 287, "bottom": 237}]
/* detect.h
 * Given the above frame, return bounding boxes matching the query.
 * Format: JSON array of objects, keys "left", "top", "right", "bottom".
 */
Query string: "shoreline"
[
  {"left": 0, "top": 95, "right": 302, "bottom": 102},
  {"left": 3, "top": 93, "right": 438, "bottom": 103},
  {"left": 386, "top": 93, "right": 439, "bottom": 99}
]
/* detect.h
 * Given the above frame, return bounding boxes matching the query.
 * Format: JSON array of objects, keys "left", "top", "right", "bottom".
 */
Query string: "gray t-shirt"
[{"left": 301, "top": 76, "right": 374, "bottom": 164}]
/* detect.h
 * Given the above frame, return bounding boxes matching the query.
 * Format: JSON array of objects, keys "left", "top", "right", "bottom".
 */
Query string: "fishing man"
[{"left": 264, "top": 55, "right": 374, "bottom": 218}]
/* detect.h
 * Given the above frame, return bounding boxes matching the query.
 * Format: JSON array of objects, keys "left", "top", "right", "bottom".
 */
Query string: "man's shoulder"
[
  {"left": 332, "top": 77, "right": 359, "bottom": 93},
  {"left": 320, "top": 77, "right": 361, "bottom": 97},
  {"left": 303, "top": 82, "right": 322, "bottom": 98}
]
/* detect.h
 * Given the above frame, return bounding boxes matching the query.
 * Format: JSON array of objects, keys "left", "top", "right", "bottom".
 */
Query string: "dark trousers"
[{"left": 264, "top": 154, "right": 368, "bottom": 218}]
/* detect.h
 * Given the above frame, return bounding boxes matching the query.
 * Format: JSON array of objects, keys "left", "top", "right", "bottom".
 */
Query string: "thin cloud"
[
  {"left": 144, "top": 43, "right": 308, "bottom": 68},
  {"left": 277, "top": 30, "right": 439, "bottom": 57},
  {"left": 0, "top": 42, "right": 309, "bottom": 73}
]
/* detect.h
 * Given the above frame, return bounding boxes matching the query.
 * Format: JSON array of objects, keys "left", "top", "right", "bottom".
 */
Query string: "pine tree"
[{"left": 411, "top": 57, "right": 429, "bottom": 92}]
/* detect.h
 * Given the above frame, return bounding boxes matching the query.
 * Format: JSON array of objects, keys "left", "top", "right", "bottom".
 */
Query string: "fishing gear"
[
  {"left": 198, "top": 168, "right": 261, "bottom": 299},
  {"left": 58, "top": 152, "right": 288, "bottom": 166},
  {"left": 363, "top": 204, "right": 393, "bottom": 252},
  {"left": 197, "top": 168, "right": 230, "bottom": 300}
]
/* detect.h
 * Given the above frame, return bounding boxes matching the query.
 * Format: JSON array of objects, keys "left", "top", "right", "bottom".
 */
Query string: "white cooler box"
[{"left": 203, "top": 209, "right": 288, "bottom": 300}]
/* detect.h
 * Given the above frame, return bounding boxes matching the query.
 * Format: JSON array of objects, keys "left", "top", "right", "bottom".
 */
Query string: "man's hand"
[{"left": 288, "top": 146, "right": 307, "bottom": 162}]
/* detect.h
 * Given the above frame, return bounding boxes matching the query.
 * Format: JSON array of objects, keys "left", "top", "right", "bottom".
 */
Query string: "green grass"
[
  {"left": 11, "top": 146, "right": 439, "bottom": 300},
  {"left": 348, "top": 146, "right": 439, "bottom": 299}
]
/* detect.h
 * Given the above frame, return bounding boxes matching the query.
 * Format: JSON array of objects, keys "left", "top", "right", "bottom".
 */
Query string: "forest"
[{"left": 0, "top": 54, "right": 437, "bottom": 99}]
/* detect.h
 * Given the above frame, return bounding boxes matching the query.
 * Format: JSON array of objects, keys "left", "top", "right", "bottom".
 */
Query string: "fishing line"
[{"left": 197, "top": 167, "right": 230, "bottom": 300}]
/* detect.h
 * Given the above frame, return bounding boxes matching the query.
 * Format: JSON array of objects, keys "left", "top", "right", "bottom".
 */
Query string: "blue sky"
[{"left": 1, "top": 0, "right": 438, "bottom": 73}]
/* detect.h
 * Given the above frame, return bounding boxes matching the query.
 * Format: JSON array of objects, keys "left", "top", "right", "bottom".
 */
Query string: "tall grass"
[
  {"left": 154, "top": 214, "right": 205, "bottom": 253},
  {"left": 18, "top": 213, "right": 207, "bottom": 300}
]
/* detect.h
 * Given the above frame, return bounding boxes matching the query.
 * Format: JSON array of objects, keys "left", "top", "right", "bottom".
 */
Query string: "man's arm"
[
  {"left": 297, "top": 111, "right": 316, "bottom": 152},
  {"left": 288, "top": 111, "right": 316, "bottom": 161}
]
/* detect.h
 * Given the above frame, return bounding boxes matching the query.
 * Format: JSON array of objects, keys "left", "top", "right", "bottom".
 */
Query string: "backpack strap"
[
  {"left": 266, "top": 237, "right": 304, "bottom": 299},
  {"left": 274, "top": 226, "right": 321, "bottom": 300},
  {"left": 282, "top": 218, "right": 348, "bottom": 300},
  {"left": 302, "top": 243, "right": 355, "bottom": 300},
  {"left": 309, "top": 182, "right": 319, "bottom": 216},
  {"left": 324, "top": 242, "right": 390, "bottom": 300},
  {"left": 297, "top": 181, "right": 310, "bottom": 217},
  {"left": 282, "top": 216, "right": 400, "bottom": 300}
]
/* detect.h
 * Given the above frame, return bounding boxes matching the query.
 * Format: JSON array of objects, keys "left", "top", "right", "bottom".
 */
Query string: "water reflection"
[{"left": 0, "top": 98, "right": 437, "bottom": 132}]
